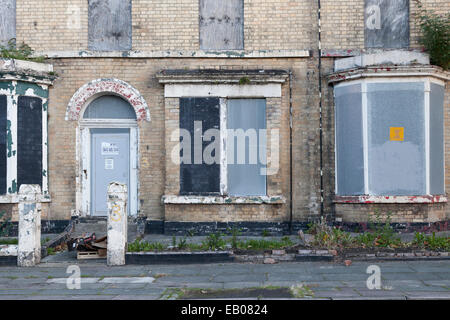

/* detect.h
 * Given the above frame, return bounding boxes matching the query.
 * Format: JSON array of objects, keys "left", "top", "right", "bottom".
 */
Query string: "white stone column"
[
  {"left": 107, "top": 182, "right": 128, "bottom": 266},
  {"left": 18, "top": 184, "right": 42, "bottom": 267}
]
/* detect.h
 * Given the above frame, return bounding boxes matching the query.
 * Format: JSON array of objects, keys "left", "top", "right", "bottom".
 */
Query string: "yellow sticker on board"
[{"left": 390, "top": 127, "right": 404, "bottom": 141}]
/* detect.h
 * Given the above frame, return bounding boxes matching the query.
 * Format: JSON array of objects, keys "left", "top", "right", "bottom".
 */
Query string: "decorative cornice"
[
  {"left": 0, "top": 58, "right": 56, "bottom": 85},
  {"left": 157, "top": 69, "right": 289, "bottom": 84},
  {"left": 328, "top": 65, "right": 450, "bottom": 84}
]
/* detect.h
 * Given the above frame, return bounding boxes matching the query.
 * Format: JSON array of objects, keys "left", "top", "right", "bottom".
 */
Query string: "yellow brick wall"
[
  {"left": 244, "top": 0, "right": 316, "bottom": 50},
  {"left": 132, "top": 0, "right": 199, "bottom": 51},
  {"left": 16, "top": 0, "right": 89, "bottom": 51},
  {"left": 15, "top": 0, "right": 314, "bottom": 52},
  {"left": 320, "top": 0, "right": 365, "bottom": 50}
]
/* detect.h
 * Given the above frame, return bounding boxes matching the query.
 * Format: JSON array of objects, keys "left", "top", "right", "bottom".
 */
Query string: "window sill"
[
  {"left": 334, "top": 195, "right": 447, "bottom": 204},
  {"left": 0, "top": 194, "right": 51, "bottom": 204},
  {"left": 162, "top": 195, "right": 285, "bottom": 205}
]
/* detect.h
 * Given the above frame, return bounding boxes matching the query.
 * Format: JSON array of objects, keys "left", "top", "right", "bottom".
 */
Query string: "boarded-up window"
[
  {"left": 88, "top": 0, "right": 132, "bottom": 51},
  {"left": 180, "top": 98, "right": 220, "bottom": 195},
  {"left": 199, "top": 0, "right": 244, "bottom": 50},
  {"left": 430, "top": 83, "right": 445, "bottom": 195},
  {"left": 0, "top": 0, "right": 16, "bottom": 46},
  {"left": 0, "top": 95, "right": 6, "bottom": 194},
  {"left": 364, "top": 0, "right": 409, "bottom": 48},
  {"left": 335, "top": 84, "right": 364, "bottom": 196},
  {"left": 367, "top": 82, "right": 425, "bottom": 195},
  {"left": 227, "top": 99, "right": 266, "bottom": 196},
  {"left": 17, "top": 96, "right": 42, "bottom": 189}
]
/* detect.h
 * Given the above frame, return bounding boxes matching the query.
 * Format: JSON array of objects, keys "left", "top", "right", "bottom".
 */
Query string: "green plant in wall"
[
  {"left": 414, "top": 0, "right": 450, "bottom": 70},
  {"left": 0, "top": 39, "right": 46, "bottom": 63}
]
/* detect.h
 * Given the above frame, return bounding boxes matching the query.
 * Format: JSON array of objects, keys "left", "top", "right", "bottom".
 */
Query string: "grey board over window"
[
  {"left": 179, "top": 97, "right": 220, "bottom": 195},
  {"left": 335, "top": 84, "right": 364, "bottom": 196},
  {"left": 88, "top": 0, "right": 132, "bottom": 51},
  {"left": 334, "top": 81, "right": 445, "bottom": 197},
  {"left": 227, "top": 99, "right": 267, "bottom": 196},
  {"left": 0, "top": 0, "right": 16, "bottom": 46},
  {"left": 199, "top": 0, "right": 244, "bottom": 50},
  {"left": 0, "top": 95, "right": 6, "bottom": 194},
  {"left": 367, "top": 82, "right": 425, "bottom": 196},
  {"left": 364, "top": 0, "right": 409, "bottom": 48},
  {"left": 17, "top": 96, "right": 42, "bottom": 189}
]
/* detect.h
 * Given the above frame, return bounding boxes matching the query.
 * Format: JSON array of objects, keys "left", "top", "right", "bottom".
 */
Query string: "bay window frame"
[{"left": 334, "top": 76, "right": 446, "bottom": 202}]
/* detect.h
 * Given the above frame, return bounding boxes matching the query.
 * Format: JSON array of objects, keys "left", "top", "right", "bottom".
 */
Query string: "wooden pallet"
[{"left": 77, "top": 251, "right": 106, "bottom": 260}]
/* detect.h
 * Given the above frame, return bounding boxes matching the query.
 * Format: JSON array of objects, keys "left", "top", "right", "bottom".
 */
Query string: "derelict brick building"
[{"left": 0, "top": 0, "right": 449, "bottom": 235}]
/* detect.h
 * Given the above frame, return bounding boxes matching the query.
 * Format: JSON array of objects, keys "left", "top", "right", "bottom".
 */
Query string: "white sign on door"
[
  {"left": 102, "top": 142, "right": 119, "bottom": 155},
  {"left": 105, "top": 158, "right": 114, "bottom": 170}
]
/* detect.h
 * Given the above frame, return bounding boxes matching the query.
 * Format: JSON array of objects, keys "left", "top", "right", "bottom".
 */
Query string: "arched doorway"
[
  {"left": 82, "top": 95, "right": 136, "bottom": 216},
  {"left": 66, "top": 79, "right": 150, "bottom": 217}
]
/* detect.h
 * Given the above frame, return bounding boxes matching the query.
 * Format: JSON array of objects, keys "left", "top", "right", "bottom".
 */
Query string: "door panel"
[{"left": 91, "top": 128, "right": 130, "bottom": 216}]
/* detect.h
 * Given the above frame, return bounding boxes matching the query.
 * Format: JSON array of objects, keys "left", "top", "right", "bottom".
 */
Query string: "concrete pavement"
[{"left": 0, "top": 260, "right": 449, "bottom": 300}]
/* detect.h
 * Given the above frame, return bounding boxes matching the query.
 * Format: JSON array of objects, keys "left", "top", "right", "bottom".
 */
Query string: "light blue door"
[{"left": 91, "top": 128, "right": 130, "bottom": 216}]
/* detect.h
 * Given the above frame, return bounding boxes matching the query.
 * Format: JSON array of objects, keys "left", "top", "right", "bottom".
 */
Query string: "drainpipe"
[
  {"left": 289, "top": 71, "right": 293, "bottom": 233},
  {"left": 318, "top": 0, "right": 325, "bottom": 218}
]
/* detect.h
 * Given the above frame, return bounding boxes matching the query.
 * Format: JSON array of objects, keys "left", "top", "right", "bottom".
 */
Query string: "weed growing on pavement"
[
  {"left": 354, "top": 212, "right": 402, "bottom": 248},
  {"left": 171, "top": 236, "right": 176, "bottom": 247},
  {"left": 307, "top": 217, "right": 354, "bottom": 249},
  {"left": 235, "top": 237, "right": 294, "bottom": 250},
  {"left": 177, "top": 237, "right": 188, "bottom": 250},
  {"left": 413, "top": 232, "right": 450, "bottom": 251},
  {"left": 203, "top": 232, "right": 227, "bottom": 250},
  {"left": 227, "top": 227, "right": 242, "bottom": 249}
]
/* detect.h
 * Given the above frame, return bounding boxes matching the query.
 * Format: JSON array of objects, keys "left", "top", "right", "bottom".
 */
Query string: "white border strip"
[{"left": 165, "top": 84, "right": 281, "bottom": 98}]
